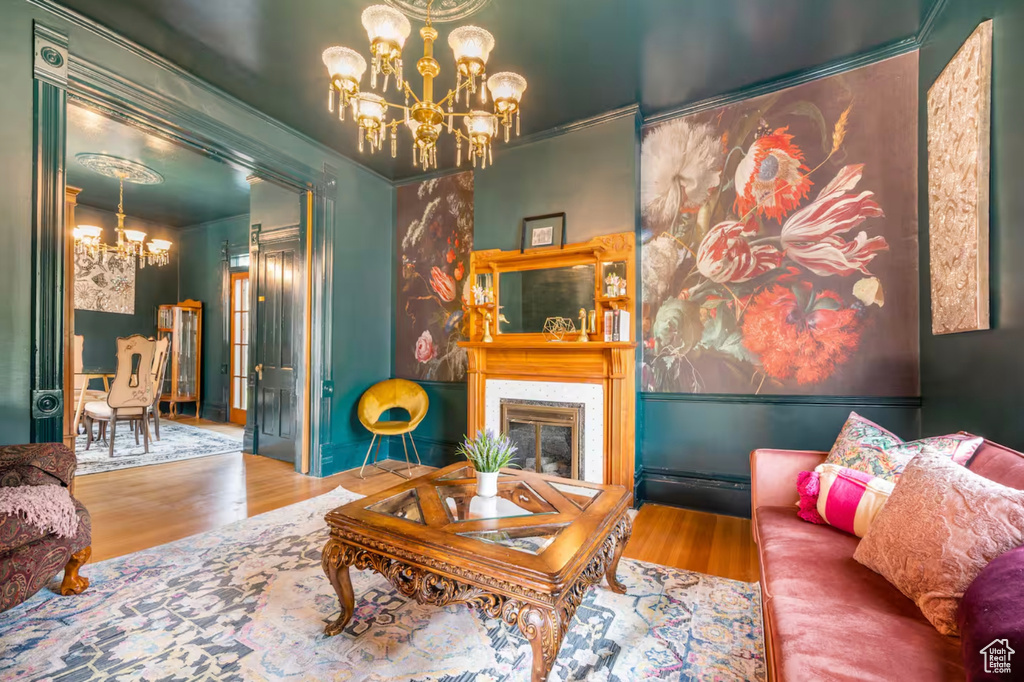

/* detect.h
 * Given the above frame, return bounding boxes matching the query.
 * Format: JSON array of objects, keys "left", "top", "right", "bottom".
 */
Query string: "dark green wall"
[
  {"left": 0, "top": 1, "right": 394, "bottom": 462},
  {"left": 399, "top": 114, "right": 639, "bottom": 470},
  {"left": 73, "top": 205, "right": 179, "bottom": 373},
  {"left": 177, "top": 213, "right": 249, "bottom": 421},
  {"left": 918, "top": 0, "right": 1024, "bottom": 450}
]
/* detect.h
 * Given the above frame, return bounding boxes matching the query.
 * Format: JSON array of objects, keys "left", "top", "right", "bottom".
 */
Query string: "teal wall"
[
  {"left": 400, "top": 114, "right": 640, "bottom": 469},
  {"left": 918, "top": 0, "right": 1024, "bottom": 449},
  {"left": 73, "top": 205, "right": 179, "bottom": 373},
  {"left": 177, "top": 213, "right": 250, "bottom": 421},
  {"left": 0, "top": 0, "right": 394, "bottom": 465}
]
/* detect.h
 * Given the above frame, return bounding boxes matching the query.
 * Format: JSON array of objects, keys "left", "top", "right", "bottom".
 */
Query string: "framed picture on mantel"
[{"left": 521, "top": 212, "right": 566, "bottom": 252}]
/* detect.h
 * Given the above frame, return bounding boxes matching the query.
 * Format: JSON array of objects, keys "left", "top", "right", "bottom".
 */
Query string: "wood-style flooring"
[{"left": 75, "top": 420, "right": 759, "bottom": 582}]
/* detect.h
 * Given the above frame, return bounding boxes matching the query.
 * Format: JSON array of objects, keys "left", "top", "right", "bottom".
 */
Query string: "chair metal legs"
[
  {"left": 358, "top": 434, "right": 380, "bottom": 479},
  {"left": 358, "top": 431, "right": 424, "bottom": 480}
]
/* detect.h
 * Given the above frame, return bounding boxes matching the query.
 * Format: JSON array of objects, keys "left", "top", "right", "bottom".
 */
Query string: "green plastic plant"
[{"left": 456, "top": 430, "right": 519, "bottom": 473}]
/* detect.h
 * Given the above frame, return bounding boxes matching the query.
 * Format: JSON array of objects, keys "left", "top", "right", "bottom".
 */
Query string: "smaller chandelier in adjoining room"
[
  {"left": 322, "top": 1, "right": 527, "bottom": 170},
  {"left": 73, "top": 153, "right": 171, "bottom": 269}
]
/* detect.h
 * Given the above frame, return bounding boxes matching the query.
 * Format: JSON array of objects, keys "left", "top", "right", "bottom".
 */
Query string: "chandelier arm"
[
  {"left": 437, "top": 78, "right": 476, "bottom": 109},
  {"left": 401, "top": 80, "right": 422, "bottom": 105}
]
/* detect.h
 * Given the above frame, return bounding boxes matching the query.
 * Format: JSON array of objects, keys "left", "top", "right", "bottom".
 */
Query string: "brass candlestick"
[{"left": 482, "top": 311, "right": 494, "bottom": 343}]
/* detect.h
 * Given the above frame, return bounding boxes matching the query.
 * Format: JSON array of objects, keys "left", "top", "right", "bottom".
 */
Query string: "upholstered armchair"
[{"left": 0, "top": 443, "right": 92, "bottom": 613}]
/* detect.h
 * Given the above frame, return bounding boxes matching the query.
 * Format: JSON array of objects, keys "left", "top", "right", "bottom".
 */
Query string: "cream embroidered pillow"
[{"left": 854, "top": 453, "right": 1024, "bottom": 635}]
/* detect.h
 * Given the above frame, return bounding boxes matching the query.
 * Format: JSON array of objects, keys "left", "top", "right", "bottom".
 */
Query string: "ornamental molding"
[
  {"left": 75, "top": 153, "right": 164, "bottom": 185},
  {"left": 33, "top": 22, "right": 69, "bottom": 88},
  {"left": 384, "top": 0, "right": 490, "bottom": 23}
]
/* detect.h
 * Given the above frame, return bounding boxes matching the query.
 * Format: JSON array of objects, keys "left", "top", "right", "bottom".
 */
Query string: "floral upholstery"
[{"left": 0, "top": 443, "right": 91, "bottom": 613}]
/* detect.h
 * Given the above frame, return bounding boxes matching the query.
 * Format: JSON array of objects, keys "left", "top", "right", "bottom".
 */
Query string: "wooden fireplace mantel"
[
  {"left": 461, "top": 341, "right": 636, "bottom": 491},
  {"left": 459, "top": 232, "right": 637, "bottom": 492}
]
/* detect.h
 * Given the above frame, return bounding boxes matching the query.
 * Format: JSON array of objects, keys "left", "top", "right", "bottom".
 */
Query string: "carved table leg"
[
  {"left": 605, "top": 513, "right": 632, "bottom": 594},
  {"left": 517, "top": 604, "right": 566, "bottom": 682},
  {"left": 322, "top": 538, "right": 355, "bottom": 637},
  {"left": 59, "top": 545, "right": 91, "bottom": 595}
]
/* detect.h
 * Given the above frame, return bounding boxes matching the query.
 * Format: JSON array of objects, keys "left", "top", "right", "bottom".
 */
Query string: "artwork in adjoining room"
[
  {"left": 641, "top": 53, "right": 919, "bottom": 396},
  {"left": 74, "top": 251, "right": 136, "bottom": 315},
  {"left": 395, "top": 171, "right": 474, "bottom": 381},
  {"left": 928, "top": 21, "right": 992, "bottom": 335}
]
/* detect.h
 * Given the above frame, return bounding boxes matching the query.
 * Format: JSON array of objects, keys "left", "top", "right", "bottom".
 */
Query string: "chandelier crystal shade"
[
  {"left": 72, "top": 153, "right": 171, "bottom": 269},
  {"left": 323, "top": 1, "right": 526, "bottom": 170}
]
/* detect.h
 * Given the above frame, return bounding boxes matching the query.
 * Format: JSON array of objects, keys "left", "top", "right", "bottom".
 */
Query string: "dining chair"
[
  {"left": 357, "top": 378, "right": 429, "bottom": 479},
  {"left": 84, "top": 335, "right": 157, "bottom": 457},
  {"left": 147, "top": 336, "right": 170, "bottom": 440},
  {"left": 71, "top": 335, "right": 107, "bottom": 436}
]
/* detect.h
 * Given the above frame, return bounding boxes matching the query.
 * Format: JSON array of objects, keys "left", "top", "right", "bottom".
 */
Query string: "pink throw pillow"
[
  {"left": 796, "top": 470, "right": 826, "bottom": 525},
  {"left": 814, "top": 464, "right": 894, "bottom": 537},
  {"left": 854, "top": 453, "right": 1024, "bottom": 636}
]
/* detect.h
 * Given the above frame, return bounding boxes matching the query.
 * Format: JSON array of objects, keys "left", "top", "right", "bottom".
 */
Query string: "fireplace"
[{"left": 501, "top": 400, "right": 583, "bottom": 479}]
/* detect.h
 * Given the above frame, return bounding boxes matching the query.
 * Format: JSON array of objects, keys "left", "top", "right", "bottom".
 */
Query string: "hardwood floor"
[{"left": 75, "top": 450, "right": 759, "bottom": 581}]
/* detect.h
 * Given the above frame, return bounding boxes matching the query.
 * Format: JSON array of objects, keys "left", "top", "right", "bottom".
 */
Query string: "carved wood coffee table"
[{"left": 322, "top": 463, "right": 633, "bottom": 681}]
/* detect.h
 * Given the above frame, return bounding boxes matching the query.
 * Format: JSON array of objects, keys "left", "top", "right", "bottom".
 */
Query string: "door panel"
[
  {"left": 253, "top": 236, "right": 303, "bottom": 462},
  {"left": 229, "top": 271, "right": 249, "bottom": 425}
]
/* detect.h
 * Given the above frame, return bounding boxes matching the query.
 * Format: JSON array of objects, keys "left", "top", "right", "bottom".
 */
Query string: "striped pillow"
[{"left": 815, "top": 463, "right": 895, "bottom": 537}]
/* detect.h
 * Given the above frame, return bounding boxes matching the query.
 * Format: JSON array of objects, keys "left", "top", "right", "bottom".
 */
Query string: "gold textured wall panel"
[{"left": 927, "top": 20, "right": 992, "bottom": 335}]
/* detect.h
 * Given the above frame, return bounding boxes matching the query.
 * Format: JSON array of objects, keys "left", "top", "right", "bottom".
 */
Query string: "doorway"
[{"left": 229, "top": 271, "right": 250, "bottom": 426}]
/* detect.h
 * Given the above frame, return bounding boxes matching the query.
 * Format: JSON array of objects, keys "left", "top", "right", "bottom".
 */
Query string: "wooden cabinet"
[{"left": 157, "top": 300, "right": 203, "bottom": 417}]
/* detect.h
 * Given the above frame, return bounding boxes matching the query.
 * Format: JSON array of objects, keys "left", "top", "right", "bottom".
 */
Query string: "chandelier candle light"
[
  {"left": 72, "top": 153, "right": 171, "bottom": 269},
  {"left": 322, "top": 0, "right": 526, "bottom": 170}
]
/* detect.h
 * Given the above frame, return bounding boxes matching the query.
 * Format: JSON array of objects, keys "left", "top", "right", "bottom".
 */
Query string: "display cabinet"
[{"left": 157, "top": 299, "right": 203, "bottom": 417}]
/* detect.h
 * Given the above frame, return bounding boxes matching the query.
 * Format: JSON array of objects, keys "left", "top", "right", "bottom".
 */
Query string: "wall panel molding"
[{"left": 640, "top": 393, "right": 922, "bottom": 408}]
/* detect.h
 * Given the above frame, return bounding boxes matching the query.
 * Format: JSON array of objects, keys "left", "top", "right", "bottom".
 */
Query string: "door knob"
[{"left": 255, "top": 363, "right": 264, "bottom": 381}]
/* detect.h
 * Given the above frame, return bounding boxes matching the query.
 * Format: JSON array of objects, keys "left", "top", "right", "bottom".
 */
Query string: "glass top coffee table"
[{"left": 322, "top": 462, "right": 633, "bottom": 682}]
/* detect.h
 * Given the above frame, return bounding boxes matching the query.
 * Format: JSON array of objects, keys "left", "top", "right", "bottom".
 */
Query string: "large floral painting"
[
  {"left": 641, "top": 54, "right": 919, "bottom": 396},
  {"left": 74, "top": 251, "right": 136, "bottom": 314},
  {"left": 395, "top": 172, "right": 474, "bottom": 381}
]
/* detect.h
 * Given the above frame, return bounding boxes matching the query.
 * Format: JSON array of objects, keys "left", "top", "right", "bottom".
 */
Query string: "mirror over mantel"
[{"left": 461, "top": 231, "right": 636, "bottom": 346}]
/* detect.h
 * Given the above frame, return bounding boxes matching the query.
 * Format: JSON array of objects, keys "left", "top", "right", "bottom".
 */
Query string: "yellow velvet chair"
[{"left": 358, "top": 378, "right": 429, "bottom": 479}]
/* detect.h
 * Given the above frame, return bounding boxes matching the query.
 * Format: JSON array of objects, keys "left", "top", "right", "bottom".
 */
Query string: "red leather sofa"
[{"left": 750, "top": 438, "right": 1024, "bottom": 681}]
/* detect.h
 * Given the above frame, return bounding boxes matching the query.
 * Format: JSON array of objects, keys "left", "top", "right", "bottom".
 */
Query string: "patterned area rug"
[
  {"left": 0, "top": 488, "right": 765, "bottom": 681},
  {"left": 75, "top": 420, "right": 243, "bottom": 476}
]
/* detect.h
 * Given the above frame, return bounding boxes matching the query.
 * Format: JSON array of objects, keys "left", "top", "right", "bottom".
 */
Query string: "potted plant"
[{"left": 456, "top": 430, "right": 518, "bottom": 497}]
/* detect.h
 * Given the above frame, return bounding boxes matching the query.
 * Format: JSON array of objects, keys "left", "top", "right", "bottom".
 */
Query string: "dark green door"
[{"left": 253, "top": 234, "right": 303, "bottom": 463}]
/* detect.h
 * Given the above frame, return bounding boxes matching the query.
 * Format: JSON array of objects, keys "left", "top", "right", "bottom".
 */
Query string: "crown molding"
[
  {"left": 917, "top": 0, "right": 950, "bottom": 46},
  {"left": 27, "top": 0, "right": 388, "bottom": 184},
  {"left": 643, "top": 36, "right": 920, "bottom": 127}
]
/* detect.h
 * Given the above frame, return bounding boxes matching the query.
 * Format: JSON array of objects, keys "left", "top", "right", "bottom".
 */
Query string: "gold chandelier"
[
  {"left": 73, "top": 153, "right": 171, "bottom": 269},
  {"left": 322, "top": 1, "right": 527, "bottom": 170}
]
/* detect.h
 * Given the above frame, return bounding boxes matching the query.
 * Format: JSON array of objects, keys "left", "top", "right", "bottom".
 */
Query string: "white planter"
[{"left": 475, "top": 470, "right": 499, "bottom": 498}]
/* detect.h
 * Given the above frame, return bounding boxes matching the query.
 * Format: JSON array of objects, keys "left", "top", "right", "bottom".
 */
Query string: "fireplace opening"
[{"left": 501, "top": 401, "right": 582, "bottom": 479}]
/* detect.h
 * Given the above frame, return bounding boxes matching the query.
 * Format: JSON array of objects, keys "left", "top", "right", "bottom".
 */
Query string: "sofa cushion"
[
  {"left": 967, "top": 439, "right": 1024, "bottom": 491},
  {"left": 0, "top": 510, "right": 51, "bottom": 553},
  {"left": 756, "top": 505, "right": 964, "bottom": 680}
]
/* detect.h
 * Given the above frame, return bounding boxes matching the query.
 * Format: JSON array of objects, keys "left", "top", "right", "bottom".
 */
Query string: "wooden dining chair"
[
  {"left": 71, "top": 335, "right": 107, "bottom": 436},
  {"left": 147, "top": 337, "right": 170, "bottom": 441},
  {"left": 84, "top": 335, "right": 157, "bottom": 457}
]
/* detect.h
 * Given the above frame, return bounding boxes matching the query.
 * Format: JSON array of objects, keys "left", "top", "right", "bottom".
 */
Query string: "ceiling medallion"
[
  {"left": 384, "top": 0, "right": 490, "bottom": 23},
  {"left": 75, "top": 153, "right": 164, "bottom": 185},
  {"left": 73, "top": 153, "right": 171, "bottom": 269},
  {"left": 322, "top": 1, "right": 525, "bottom": 171}
]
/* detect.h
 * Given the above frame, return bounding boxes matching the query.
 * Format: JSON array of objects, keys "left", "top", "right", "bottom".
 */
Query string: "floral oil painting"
[
  {"left": 396, "top": 171, "right": 474, "bottom": 382},
  {"left": 641, "top": 53, "right": 919, "bottom": 396}
]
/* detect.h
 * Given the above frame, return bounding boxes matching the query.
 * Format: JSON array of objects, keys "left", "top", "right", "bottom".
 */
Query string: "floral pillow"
[{"left": 824, "top": 412, "right": 983, "bottom": 482}]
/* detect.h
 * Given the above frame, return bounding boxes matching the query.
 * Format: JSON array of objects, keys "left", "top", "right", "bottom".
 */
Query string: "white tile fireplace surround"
[{"left": 484, "top": 379, "right": 604, "bottom": 483}]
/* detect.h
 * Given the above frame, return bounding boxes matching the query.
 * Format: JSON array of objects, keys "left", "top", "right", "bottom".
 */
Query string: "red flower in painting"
[
  {"left": 780, "top": 164, "right": 888, "bottom": 276},
  {"left": 696, "top": 220, "right": 782, "bottom": 283},
  {"left": 430, "top": 266, "right": 456, "bottom": 302},
  {"left": 445, "top": 248, "right": 456, "bottom": 263},
  {"left": 734, "top": 126, "right": 812, "bottom": 222},
  {"left": 741, "top": 284, "right": 863, "bottom": 385},
  {"left": 453, "top": 262, "right": 465, "bottom": 281}
]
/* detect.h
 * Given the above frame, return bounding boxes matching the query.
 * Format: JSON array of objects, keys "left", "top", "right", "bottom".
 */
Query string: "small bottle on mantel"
[
  {"left": 588, "top": 309, "right": 597, "bottom": 335},
  {"left": 603, "top": 310, "right": 613, "bottom": 343}
]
